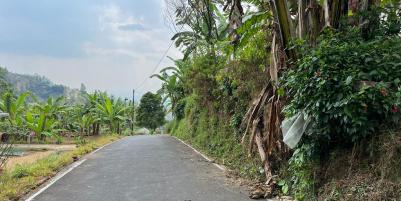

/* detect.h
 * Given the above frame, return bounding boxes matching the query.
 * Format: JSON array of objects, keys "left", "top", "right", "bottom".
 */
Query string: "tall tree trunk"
[
  {"left": 109, "top": 123, "right": 113, "bottom": 134},
  {"left": 298, "top": 0, "right": 308, "bottom": 39},
  {"left": 255, "top": 128, "right": 273, "bottom": 183},
  {"left": 92, "top": 123, "right": 96, "bottom": 135},
  {"left": 308, "top": 0, "right": 322, "bottom": 45},
  {"left": 96, "top": 123, "right": 100, "bottom": 135},
  {"left": 359, "top": 0, "right": 380, "bottom": 39},
  {"left": 324, "top": 0, "right": 349, "bottom": 28},
  {"left": 40, "top": 117, "right": 47, "bottom": 141},
  {"left": 270, "top": 32, "right": 280, "bottom": 82},
  {"left": 324, "top": 0, "right": 331, "bottom": 26},
  {"left": 272, "top": 0, "right": 297, "bottom": 60}
]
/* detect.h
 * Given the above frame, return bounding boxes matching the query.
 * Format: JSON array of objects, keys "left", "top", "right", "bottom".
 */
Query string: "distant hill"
[{"left": 1, "top": 67, "right": 85, "bottom": 103}]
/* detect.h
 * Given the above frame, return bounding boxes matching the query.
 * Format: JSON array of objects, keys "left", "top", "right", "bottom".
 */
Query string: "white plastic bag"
[
  {"left": 0, "top": 113, "right": 9, "bottom": 118},
  {"left": 281, "top": 112, "right": 310, "bottom": 149}
]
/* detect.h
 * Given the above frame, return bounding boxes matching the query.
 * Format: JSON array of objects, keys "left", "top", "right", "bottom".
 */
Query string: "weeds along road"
[{"left": 27, "top": 135, "right": 252, "bottom": 201}]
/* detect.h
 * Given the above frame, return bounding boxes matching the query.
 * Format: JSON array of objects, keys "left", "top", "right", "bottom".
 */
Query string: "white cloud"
[
  {"left": 84, "top": 3, "right": 182, "bottom": 64},
  {"left": 0, "top": 1, "right": 183, "bottom": 98}
]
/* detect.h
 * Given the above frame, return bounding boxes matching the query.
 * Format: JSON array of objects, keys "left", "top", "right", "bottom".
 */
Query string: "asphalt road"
[{"left": 29, "top": 135, "right": 252, "bottom": 201}]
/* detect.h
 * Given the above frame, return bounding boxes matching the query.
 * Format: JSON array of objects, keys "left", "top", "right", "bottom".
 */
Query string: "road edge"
[{"left": 171, "top": 136, "right": 226, "bottom": 171}]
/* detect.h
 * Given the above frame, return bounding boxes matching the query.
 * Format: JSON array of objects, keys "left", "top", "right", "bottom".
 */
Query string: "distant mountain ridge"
[{"left": 1, "top": 67, "right": 85, "bottom": 103}]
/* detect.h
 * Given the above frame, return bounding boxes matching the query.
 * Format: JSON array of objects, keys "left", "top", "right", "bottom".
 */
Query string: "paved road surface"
[{"left": 29, "top": 135, "right": 252, "bottom": 201}]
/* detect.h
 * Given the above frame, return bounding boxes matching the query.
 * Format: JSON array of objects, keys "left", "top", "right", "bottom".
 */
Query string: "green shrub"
[
  {"left": 74, "top": 136, "right": 87, "bottom": 146},
  {"left": 284, "top": 29, "right": 401, "bottom": 145},
  {"left": 288, "top": 144, "right": 317, "bottom": 200},
  {"left": 54, "top": 135, "right": 64, "bottom": 144},
  {"left": 11, "top": 166, "right": 31, "bottom": 179}
]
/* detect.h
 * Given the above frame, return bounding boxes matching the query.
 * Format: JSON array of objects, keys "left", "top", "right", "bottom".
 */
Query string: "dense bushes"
[
  {"left": 284, "top": 28, "right": 401, "bottom": 145},
  {"left": 280, "top": 22, "right": 401, "bottom": 199}
]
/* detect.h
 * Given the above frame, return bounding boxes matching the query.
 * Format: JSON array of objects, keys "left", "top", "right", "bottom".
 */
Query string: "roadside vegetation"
[
  {"left": 0, "top": 82, "right": 136, "bottom": 145},
  {"left": 0, "top": 68, "right": 162, "bottom": 200},
  {"left": 0, "top": 135, "right": 119, "bottom": 201},
  {"left": 157, "top": 0, "right": 401, "bottom": 200}
]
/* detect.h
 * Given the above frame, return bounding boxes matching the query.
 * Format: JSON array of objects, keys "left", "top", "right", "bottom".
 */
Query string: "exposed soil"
[
  {"left": 5, "top": 144, "right": 76, "bottom": 169},
  {"left": 12, "top": 144, "right": 76, "bottom": 152}
]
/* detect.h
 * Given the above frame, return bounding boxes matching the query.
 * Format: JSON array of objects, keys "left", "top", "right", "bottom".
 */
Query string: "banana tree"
[
  {"left": 151, "top": 58, "right": 186, "bottom": 118},
  {"left": 95, "top": 95, "right": 127, "bottom": 134},
  {"left": 27, "top": 97, "right": 66, "bottom": 140},
  {"left": 0, "top": 92, "right": 29, "bottom": 126},
  {"left": 85, "top": 92, "right": 103, "bottom": 135},
  {"left": 58, "top": 106, "right": 78, "bottom": 133},
  {"left": 33, "top": 97, "right": 66, "bottom": 119},
  {"left": 76, "top": 114, "right": 95, "bottom": 136},
  {"left": 171, "top": 0, "right": 229, "bottom": 59},
  {"left": 25, "top": 111, "right": 59, "bottom": 141}
]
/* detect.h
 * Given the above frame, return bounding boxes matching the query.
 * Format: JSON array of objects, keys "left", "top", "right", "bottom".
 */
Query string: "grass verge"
[
  {"left": 169, "top": 113, "right": 263, "bottom": 181},
  {"left": 0, "top": 135, "right": 120, "bottom": 201}
]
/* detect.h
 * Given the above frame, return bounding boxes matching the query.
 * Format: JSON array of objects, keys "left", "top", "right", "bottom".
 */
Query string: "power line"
[
  {"left": 134, "top": 20, "right": 187, "bottom": 93},
  {"left": 134, "top": 40, "right": 175, "bottom": 91}
]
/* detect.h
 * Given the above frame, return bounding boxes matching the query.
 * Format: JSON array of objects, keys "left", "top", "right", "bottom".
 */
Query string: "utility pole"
[{"left": 131, "top": 89, "right": 135, "bottom": 134}]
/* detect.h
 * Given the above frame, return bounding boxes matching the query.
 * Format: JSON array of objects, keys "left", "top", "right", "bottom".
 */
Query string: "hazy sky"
[{"left": 0, "top": 0, "right": 181, "bottom": 98}]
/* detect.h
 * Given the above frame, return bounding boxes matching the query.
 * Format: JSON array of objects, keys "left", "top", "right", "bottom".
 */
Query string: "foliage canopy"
[{"left": 136, "top": 92, "right": 165, "bottom": 131}]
